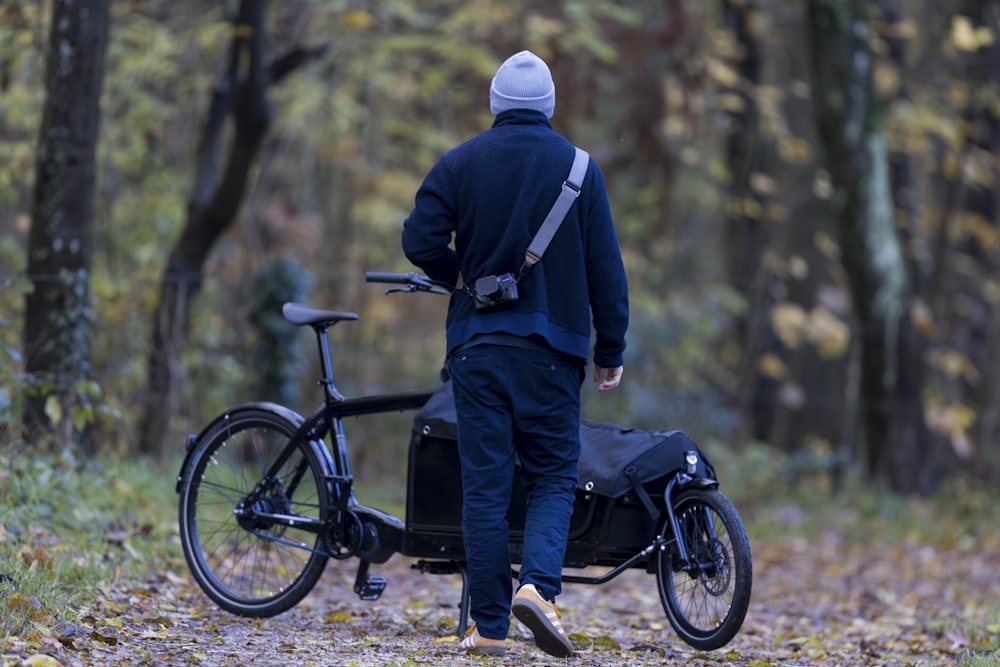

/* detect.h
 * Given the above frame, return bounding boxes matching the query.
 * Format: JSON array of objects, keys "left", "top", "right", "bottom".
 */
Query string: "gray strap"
[{"left": 520, "top": 147, "right": 590, "bottom": 275}]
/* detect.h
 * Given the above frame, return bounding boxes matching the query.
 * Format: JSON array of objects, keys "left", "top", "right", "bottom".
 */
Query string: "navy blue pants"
[{"left": 449, "top": 343, "right": 584, "bottom": 640}]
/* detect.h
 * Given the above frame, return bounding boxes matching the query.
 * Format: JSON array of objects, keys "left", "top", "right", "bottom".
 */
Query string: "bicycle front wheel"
[
  {"left": 178, "top": 407, "right": 331, "bottom": 617},
  {"left": 657, "top": 488, "right": 752, "bottom": 650}
]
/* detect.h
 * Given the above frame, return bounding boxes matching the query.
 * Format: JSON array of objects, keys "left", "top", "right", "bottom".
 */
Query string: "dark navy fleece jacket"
[{"left": 402, "top": 110, "right": 629, "bottom": 368}]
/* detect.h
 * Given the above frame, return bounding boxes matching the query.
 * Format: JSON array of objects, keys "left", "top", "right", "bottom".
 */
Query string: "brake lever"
[
  {"left": 412, "top": 275, "right": 454, "bottom": 295},
  {"left": 383, "top": 276, "right": 452, "bottom": 296}
]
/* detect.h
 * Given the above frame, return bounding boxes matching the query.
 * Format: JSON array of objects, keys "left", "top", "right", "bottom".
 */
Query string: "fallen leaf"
[
  {"left": 945, "top": 628, "right": 971, "bottom": 648},
  {"left": 22, "top": 656, "right": 60, "bottom": 667}
]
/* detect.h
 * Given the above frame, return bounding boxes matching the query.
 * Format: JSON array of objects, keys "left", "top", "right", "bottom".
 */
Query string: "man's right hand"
[{"left": 593, "top": 365, "right": 623, "bottom": 392}]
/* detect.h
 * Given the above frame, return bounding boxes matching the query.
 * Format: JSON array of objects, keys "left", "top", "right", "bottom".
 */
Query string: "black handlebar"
[
  {"left": 365, "top": 271, "right": 415, "bottom": 285},
  {"left": 365, "top": 271, "right": 453, "bottom": 294}
]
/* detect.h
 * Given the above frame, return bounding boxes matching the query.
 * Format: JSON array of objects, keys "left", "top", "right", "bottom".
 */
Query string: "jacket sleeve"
[
  {"left": 402, "top": 161, "right": 460, "bottom": 286},
  {"left": 583, "top": 162, "right": 629, "bottom": 368}
]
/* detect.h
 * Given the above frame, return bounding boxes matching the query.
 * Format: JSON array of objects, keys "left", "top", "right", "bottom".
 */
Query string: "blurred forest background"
[{"left": 2, "top": 0, "right": 999, "bottom": 498}]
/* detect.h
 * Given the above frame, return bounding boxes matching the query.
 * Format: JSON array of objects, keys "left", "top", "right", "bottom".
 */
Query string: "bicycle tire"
[
  {"left": 178, "top": 407, "right": 331, "bottom": 617},
  {"left": 656, "top": 488, "right": 752, "bottom": 650}
]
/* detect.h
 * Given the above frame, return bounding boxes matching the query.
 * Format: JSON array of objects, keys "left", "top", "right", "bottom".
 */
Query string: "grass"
[
  {"left": 0, "top": 447, "right": 181, "bottom": 638},
  {"left": 965, "top": 651, "right": 1000, "bottom": 667},
  {"left": 701, "top": 440, "right": 1000, "bottom": 548}
]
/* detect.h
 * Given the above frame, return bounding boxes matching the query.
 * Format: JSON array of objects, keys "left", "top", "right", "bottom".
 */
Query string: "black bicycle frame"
[
  {"left": 232, "top": 319, "right": 437, "bottom": 551},
  {"left": 233, "top": 392, "right": 434, "bottom": 532}
]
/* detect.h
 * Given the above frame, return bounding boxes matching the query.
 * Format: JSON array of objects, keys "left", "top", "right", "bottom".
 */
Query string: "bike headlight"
[{"left": 684, "top": 451, "right": 699, "bottom": 475}]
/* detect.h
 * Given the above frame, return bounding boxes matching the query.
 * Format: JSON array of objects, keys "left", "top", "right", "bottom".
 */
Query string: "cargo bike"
[{"left": 175, "top": 272, "right": 752, "bottom": 650}]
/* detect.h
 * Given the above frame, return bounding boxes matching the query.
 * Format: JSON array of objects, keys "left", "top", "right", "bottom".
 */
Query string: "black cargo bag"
[
  {"left": 411, "top": 381, "right": 715, "bottom": 493},
  {"left": 406, "top": 382, "right": 716, "bottom": 545}
]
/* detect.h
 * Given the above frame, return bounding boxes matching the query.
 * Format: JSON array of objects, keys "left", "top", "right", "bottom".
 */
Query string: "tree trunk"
[
  {"left": 720, "top": 0, "right": 777, "bottom": 445},
  {"left": 137, "top": 1, "right": 327, "bottom": 457},
  {"left": 807, "top": 0, "right": 936, "bottom": 494},
  {"left": 23, "top": 0, "right": 110, "bottom": 448},
  {"left": 945, "top": 0, "right": 1000, "bottom": 478},
  {"left": 138, "top": 0, "right": 273, "bottom": 457}
]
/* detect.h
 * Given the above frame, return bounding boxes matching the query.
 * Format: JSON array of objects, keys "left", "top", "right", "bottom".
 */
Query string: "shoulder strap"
[{"left": 518, "top": 146, "right": 590, "bottom": 277}]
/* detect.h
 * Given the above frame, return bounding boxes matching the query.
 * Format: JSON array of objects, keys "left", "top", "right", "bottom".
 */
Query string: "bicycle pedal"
[{"left": 355, "top": 576, "right": 387, "bottom": 601}]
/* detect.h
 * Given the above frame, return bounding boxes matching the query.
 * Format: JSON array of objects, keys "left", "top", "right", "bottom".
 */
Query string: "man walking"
[{"left": 402, "top": 50, "right": 629, "bottom": 658}]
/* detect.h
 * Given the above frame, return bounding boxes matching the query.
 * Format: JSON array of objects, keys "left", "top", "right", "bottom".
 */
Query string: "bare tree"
[
  {"left": 806, "top": 0, "right": 937, "bottom": 493},
  {"left": 23, "top": 0, "right": 111, "bottom": 448},
  {"left": 137, "top": 0, "right": 325, "bottom": 457},
  {"left": 941, "top": 0, "right": 1000, "bottom": 476},
  {"left": 719, "top": 0, "right": 778, "bottom": 445}
]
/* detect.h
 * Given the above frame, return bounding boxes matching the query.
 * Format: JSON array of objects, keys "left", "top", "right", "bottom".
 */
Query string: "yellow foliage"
[
  {"left": 4, "top": 593, "right": 50, "bottom": 623},
  {"left": 758, "top": 352, "right": 787, "bottom": 380},
  {"left": 969, "top": 215, "right": 998, "bottom": 251},
  {"left": 814, "top": 232, "right": 840, "bottom": 261},
  {"left": 729, "top": 197, "right": 763, "bottom": 220},
  {"left": 788, "top": 256, "right": 809, "bottom": 281},
  {"left": 750, "top": 171, "right": 778, "bottom": 196},
  {"left": 717, "top": 91, "right": 747, "bottom": 113},
  {"left": 113, "top": 477, "right": 134, "bottom": 497},
  {"left": 778, "top": 136, "right": 813, "bottom": 164},
  {"left": 911, "top": 299, "right": 937, "bottom": 336},
  {"left": 813, "top": 170, "right": 833, "bottom": 200},
  {"left": 874, "top": 62, "right": 901, "bottom": 96},
  {"left": 961, "top": 150, "right": 996, "bottom": 191},
  {"left": 769, "top": 303, "right": 850, "bottom": 359},
  {"left": 17, "top": 544, "right": 54, "bottom": 570},
  {"left": 771, "top": 303, "right": 808, "bottom": 349},
  {"left": 341, "top": 10, "right": 375, "bottom": 29},
  {"left": 708, "top": 57, "right": 740, "bottom": 88},
  {"left": 761, "top": 249, "right": 788, "bottom": 275},
  {"left": 806, "top": 308, "right": 850, "bottom": 359},
  {"left": 926, "top": 403, "right": 976, "bottom": 459},
  {"left": 589, "top": 634, "right": 622, "bottom": 649},
  {"left": 324, "top": 611, "right": 356, "bottom": 623},
  {"left": 43, "top": 396, "right": 62, "bottom": 428},
  {"left": 950, "top": 15, "right": 995, "bottom": 52},
  {"left": 928, "top": 349, "right": 977, "bottom": 383}
]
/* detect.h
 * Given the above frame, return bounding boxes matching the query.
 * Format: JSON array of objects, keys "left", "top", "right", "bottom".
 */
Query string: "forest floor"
[{"left": 2, "top": 530, "right": 998, "bottom": 667}]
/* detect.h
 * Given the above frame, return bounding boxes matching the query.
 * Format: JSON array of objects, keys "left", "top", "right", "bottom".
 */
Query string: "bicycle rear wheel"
[
  {"left": 178, "top": 407, "right": 331, "bottom": 617},
  {"left": 656, "top": 488, "right": 752, "bottom": 650}
]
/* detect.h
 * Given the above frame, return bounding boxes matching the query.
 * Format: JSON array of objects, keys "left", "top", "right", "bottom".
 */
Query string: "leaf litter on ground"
[{"left": 3, "top": 528, "right": 998, "bottom": 667}]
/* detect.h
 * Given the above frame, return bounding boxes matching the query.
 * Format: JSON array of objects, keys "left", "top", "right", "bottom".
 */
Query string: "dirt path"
[{"left": 4, "top": 535, "right": 996, "bottom": 666}]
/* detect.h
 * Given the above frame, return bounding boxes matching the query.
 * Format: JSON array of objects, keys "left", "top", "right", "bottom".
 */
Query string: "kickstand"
[
  {"left": 410, "top": 560, "right": 472, "bottom": 635},
  {"left": 457, "top": 562, "right": 471, "bottom": 636}
]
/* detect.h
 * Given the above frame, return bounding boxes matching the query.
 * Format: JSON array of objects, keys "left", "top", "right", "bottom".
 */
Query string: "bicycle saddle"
[{"left": 282, "top": 302, "right": 359, "bottom": 327}]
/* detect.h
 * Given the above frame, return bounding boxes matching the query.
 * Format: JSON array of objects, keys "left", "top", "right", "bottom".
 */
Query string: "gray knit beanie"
[{"left": 489, "top": 50, "right": 555, "bottom": 118}]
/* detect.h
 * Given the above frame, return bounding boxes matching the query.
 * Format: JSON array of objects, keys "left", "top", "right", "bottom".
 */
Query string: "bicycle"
[{"left": 175, "top": 271, "right": 752, "bottom": 651}]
